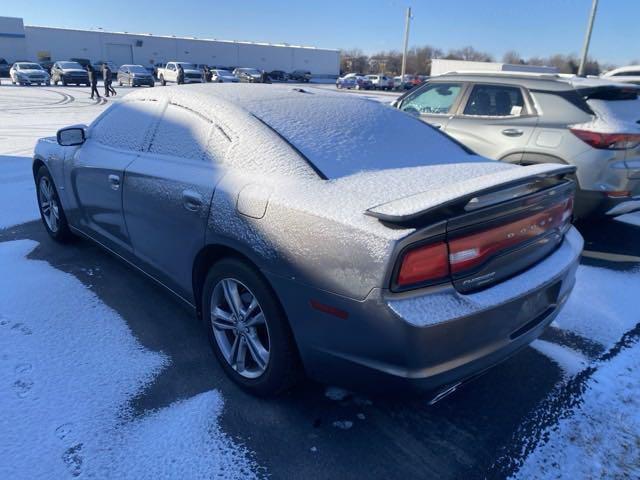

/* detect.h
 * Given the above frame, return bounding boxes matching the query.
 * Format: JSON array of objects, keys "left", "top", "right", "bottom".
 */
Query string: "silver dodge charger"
[{"left": 32, "top": 84, "right": 583, "bottom": 398}]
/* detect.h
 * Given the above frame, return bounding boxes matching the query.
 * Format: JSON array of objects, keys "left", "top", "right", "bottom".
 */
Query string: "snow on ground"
[
  {"left": 511, "top": 340, "right": 640, "bottom": 480},
  {"left": 615, "top": 211, "right": 640, "bottom": 228},
  {"left": 0, "top": 86, "right": 261, "bottom": 479},
  {"left": 0, "top": 240, "right": 259, "bottom": 479},
  {"left": 553, "top": 264, "right": 640, "bottom": 349},
  {"left": 530, "top": 340, "right": 588, "bottom": 378}
]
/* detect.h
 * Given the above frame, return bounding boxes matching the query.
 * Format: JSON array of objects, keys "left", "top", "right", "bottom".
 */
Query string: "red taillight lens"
[
  {"left": 397, "top": 242, "right": 449, "bottom": 287},
  {"left": 448, "top": 197, "right": 572, "bottom": 275},
  {"left": 394, "top": 195, "right": 574, "bottom": 289},
  {"left": 570, "top": 128, "right": 640, "bottom": 150}
]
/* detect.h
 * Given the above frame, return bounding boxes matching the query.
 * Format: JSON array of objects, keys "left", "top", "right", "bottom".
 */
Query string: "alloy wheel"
[
  {"left": 210, "top": 278, "right": 271, "bottom": 379},
  {"left": 38, "top": 176, "right": 60, "bottom": 233}
]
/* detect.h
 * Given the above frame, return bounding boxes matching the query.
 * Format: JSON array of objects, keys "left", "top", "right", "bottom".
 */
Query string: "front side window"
[
  {"left": 613, "top": 70, "right": 640, "bottom": 77},
  {"left": 91, "top": 100, "right": 162, "bottom": 151},
  {"left": 400, "top": 83, "right": 463, "bottom": 115},
  {"left": 463, "top": 84, "right": 525, "bottom": 117}
]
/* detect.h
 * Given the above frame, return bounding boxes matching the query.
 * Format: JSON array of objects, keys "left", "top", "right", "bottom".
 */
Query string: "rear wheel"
[
  {"left": 202, "top": 258, "right": 301, "bottom": 396},
  {"left": 36, "top": 166, "right": 74, "bottom": 242}
]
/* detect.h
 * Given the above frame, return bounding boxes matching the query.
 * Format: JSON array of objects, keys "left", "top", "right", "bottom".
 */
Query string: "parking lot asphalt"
[{"left": 1, "top": 83, "right": 639, "bottom": 479}]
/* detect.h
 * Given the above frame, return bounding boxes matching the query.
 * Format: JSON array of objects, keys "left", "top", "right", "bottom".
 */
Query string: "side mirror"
[{"left": 57, "top": 127, "right": 85, "bottom": 146}]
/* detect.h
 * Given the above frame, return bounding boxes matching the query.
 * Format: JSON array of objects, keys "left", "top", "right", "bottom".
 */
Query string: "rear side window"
[
  {"left": 400, "top": 83, "right": 463, "bottom": 115},
  {"left": 463, "top": 84, "right": 525, "bottom": 116},
  {"left": 92, "top": 100, "right": 162, "bottom": 151},
  {"left": 613, "top": 71, "right": 640, "bottom": 77},
  {"left": 149, "top": 104, "right": 225, "bottom": 162}
]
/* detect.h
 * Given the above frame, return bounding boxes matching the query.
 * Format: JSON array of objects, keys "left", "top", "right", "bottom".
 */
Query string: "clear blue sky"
[{"left": 4, "top": 0, "right": 638, "bottom": 66}]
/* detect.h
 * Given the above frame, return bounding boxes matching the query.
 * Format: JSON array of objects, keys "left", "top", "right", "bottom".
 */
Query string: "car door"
[
  {"left": 122, "top": 103, "right": 231, "bottom": 297},
  {"left": 396, "top": 81, "right": 467, "bottom": 130},
  {"left": 444, "top": 83, "right": 539, "bottom": 162},
  {"left": 66, "top": 99, "right": 163, "bottom": 254}
]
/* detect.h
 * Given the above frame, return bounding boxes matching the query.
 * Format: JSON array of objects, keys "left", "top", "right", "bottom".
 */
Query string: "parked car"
[
  {"left": 156, "top": 62, "right": 204, "bottom": 85},
  {"left": 268, "top": 70, "right": 288, "bottom": 82},
  {"left": 233, "top": 68, "right": 264, "bottom": 83},
  {"left": 211, "top": 69, "right": 239, "bottom": 83},
  {"left": 10, "top": 62, "right": 51, "bottom": 86},
  {"left": 0, "top": 58, "right": 10, "bottom": 77},
  {"left": 336, "top": 73, "right": 372, "bottom": 90},
  {"left": 289, "top": 70, "right": 311, "bottom": 82},
  {"left": 117, "top": 64, "right": 155, "bottom": 87},
  {"left": 393, "top": 75, "right": 414, "bottom": 90},
  {"left": 51, "top": 61, "right": 90, "bottom": 86},
  {"left": 366, "top": 74, "right": 394, "bottom": 90},
  {"left": 32, "top": 84, "right": 581, "bottom": 398},
  {"left": 69, "top": 58, "right": 92, "bottom": 69},
  {"left": 393, "top": 72, "right": 640, "bottom": 218},
  {"left": 601, "top": 66, "right": 640, "bottom": 86},
  {"left": 92, "top": 61, "right": 118, "bottom": 79}
]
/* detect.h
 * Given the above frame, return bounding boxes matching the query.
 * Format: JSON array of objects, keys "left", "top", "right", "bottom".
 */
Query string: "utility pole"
[
  {"left": 400, "top": 7, "right": 412, "bottom": 81},
  {"left": 578, "top": 0, "right": 599, "bottom": 76}
]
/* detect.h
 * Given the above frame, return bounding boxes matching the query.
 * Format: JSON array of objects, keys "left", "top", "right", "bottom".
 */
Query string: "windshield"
[
  {"left": 128, "top": 65, "right": 148, "bottom": 74},
  {"left": 59, "top": 62, "right": 83, "bottom": 69},
  {"left": 17, "top": 63, "right": 42, "bottom": 70},
  {"left": 251, "top": 96, "right": 475, "bottom": 179},
  {"left": 178, "top": 63, "right": 197, "bottom": 70},
  {"left": 242, "top": 68, "right": 261, "bottom": 75},
  {"left": 216, "top": 70, "right": 233, "bottom": 76}
]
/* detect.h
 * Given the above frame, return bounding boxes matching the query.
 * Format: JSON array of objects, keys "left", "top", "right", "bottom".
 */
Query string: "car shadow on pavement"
[{"left": 0, "top": 219, "right": 616, "bottom": 480}]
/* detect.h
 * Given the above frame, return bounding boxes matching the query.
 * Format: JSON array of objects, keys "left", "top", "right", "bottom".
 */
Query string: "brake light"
[
  {"left": 570, "top": 128, "right": 640, "bottom": 150},
  {"left": 397, "top": 242, "right": 449, "bottom": 287},
  {"left": 394, "top": 195, "right": 573, "bottom": 289}
]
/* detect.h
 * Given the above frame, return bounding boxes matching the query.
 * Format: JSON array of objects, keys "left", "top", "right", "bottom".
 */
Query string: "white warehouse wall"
[{"left": 3, "top": 19, "right": 339, "bottom": 75}]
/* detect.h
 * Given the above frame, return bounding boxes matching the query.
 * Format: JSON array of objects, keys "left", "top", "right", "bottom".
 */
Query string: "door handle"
[
  {"left": 431, "top": 123, "right": 442, "bottom": 129},
  {"left": 108, "top": 174, "right": 120, "bottom": 190},
  {"left": 182, "top": 190, "right": 203, "bottom": 212},
  {"left": 502, "top": 128, "right": 524, "bottom": 137}
]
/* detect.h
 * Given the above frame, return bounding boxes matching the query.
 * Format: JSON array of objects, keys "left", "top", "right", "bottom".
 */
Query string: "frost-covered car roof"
[{"left": 127, "top": 84, "right": 482, "bottom": 179}]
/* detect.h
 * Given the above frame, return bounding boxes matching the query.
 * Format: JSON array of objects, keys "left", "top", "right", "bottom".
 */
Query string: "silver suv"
[{"left": 394, "top": 72, "right": 640, "bottom": 217}]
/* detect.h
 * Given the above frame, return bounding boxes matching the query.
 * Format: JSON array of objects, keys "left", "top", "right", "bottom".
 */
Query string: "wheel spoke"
[
  {"left": 243, "top": 297, "right": 259, "bottom": 319},
  {"left": 245, "top": 334, "right": 269, "bottom": 370},
  {"left": 245, "top": 312, "right": 266, "bottom": 328},
  {"left": 234, "top": 336, "right": 247, "bottom": 372},
  {"left": 227, "top": 333, "right": 239, "bottom": 364},
  {"left": 51, "top": 203, "right": 60, "bottom": 219},
  {"left": 222, "top": 279, "right": 244, "bottom": 317}
]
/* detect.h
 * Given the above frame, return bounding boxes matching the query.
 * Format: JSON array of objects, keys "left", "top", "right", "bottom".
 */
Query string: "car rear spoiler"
[{"left": 365, "top": 164, "right": 576, "bottom": 228}]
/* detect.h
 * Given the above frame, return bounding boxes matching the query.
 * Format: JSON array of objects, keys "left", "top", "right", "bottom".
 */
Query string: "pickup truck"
[{"left": 156, "top": 62, "right": 204, "bottom": 85}]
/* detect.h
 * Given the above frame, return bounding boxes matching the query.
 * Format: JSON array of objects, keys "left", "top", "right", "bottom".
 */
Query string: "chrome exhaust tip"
[{"left": 428, "top": 381, "right": 462, "bottom": 406}]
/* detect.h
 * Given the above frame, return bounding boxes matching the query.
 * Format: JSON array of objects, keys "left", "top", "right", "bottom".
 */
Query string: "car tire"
[
  {"left": 160, "top": 76, "right": 166, "bottom": 86},
  {"left": 35, "top": 166, "right": 74, "bottom": 243},
  {"left": 202, "top": 258, "right": 301, "bottom": 396}
]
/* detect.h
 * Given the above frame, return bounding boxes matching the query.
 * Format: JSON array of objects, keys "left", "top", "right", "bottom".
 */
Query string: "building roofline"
[{"left": 23, "top": 23, "right": 339, "bottom": 52}]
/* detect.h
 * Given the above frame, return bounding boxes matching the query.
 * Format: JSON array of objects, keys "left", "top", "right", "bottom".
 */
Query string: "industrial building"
[{"left": 0, "top": 16, "right": 340, "bottom": 76}]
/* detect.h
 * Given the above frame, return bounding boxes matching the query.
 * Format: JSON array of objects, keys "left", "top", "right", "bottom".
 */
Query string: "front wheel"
[
  {"left": 36, "top": 166, "right": 74, "bottom": 242},
  {"left": 202, "top": 258, "right": 301, "bottom": 396},
  {"left": 160, "top": 75, "right": 166, "bottom": 86}
]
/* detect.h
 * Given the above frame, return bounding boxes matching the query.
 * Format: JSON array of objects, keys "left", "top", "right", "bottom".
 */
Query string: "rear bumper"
[{"left": 268, "top": 227, "right": 583, "bottom": 394}]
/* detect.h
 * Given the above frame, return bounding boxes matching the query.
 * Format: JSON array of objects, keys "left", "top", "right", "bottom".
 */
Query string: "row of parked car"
[{"left": 336, "top": 73, "right": 429, "bottom": 91}]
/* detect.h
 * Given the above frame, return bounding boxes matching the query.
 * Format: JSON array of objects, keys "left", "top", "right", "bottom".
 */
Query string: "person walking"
[
  {"left": 102, "top": 64, "right": 116, "bottom": 97},
  {"left": 177, "top": 64, "right": 185, "bottom": 85},
  {"left": 86, "top": 64, "right": 100, "bottom": 100}
]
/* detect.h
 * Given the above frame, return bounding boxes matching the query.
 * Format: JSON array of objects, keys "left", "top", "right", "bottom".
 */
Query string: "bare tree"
[{"left": 502, "top": 50, "right": 523, "bottom": 64}]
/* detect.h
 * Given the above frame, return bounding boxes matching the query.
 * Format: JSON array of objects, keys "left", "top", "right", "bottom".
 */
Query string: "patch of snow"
[
  {"left": 615, "top": 212, "right": 640, "bottom": 228},
  {"left": 0, "top": 155, "right": 39, "bottom": 229},
  {"left": 388, "top": 227, "right": 583, "bottom": 327},
  {"left": 530, "top": 340, "right": 589, "bottom": 377},
  {"left": 553, "top": 263, "right": 640, "bottom": 348},
  {"left": 572, "top": 97, "right": 640, "bottom": 133},
  {"left": 325, "top": 386, "right": 350, "bottom": 401},
  {"left": 332, "top": 420, "right": 354, "bottom": 430},
  {"left": 0, "top": 240, "right": 259, "bottom": 479},
  {"left": 511, "top": 341, "right": 640, "bottom": 480},
  {"left": 356, "top": 413, "right": 366, "bottom": 421}
]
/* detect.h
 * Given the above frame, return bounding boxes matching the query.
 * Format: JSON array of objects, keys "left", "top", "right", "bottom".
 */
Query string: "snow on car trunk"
[{"left": 0, "top": 240, "right": 260, "bottom": 479}]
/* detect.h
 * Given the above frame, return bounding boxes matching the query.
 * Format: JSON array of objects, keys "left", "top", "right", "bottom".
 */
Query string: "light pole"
[
  {"left": 400, "top": 7, "right": 412, "bottom": 81},
  {"left": 578, "top": 0, "right": 599, "bottom": 76}
]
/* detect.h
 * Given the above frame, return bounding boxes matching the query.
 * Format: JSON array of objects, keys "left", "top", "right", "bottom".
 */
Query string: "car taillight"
[
  {"left": 570, "top": 128, "right": 640, "bottom": 150},
  {"left": 394, "top": 195, "right": 573, "bottom": 289},
  {"left": 396, "top": 242, "right": 449, "bottom": 287}
]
